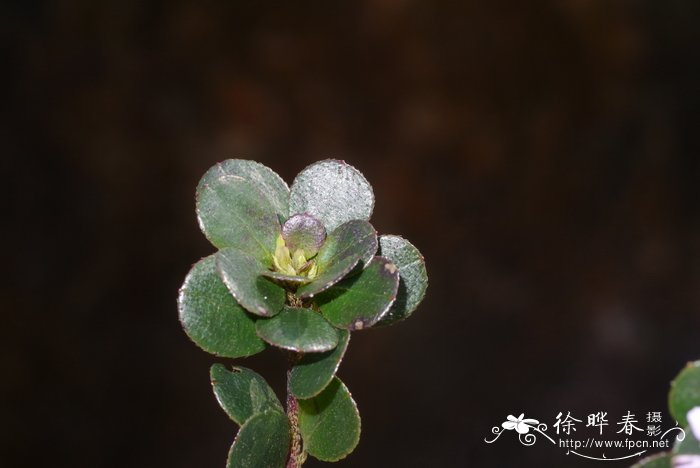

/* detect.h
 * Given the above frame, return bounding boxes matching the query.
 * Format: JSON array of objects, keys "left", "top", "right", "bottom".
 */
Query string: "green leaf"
[
  {"left": 297, "top": 220, "right": 378, "bottom": 299},
  {"left": 290, "top": 330, "right": 350, "bottom": 399},
  {"left": 631, "top": 452, "right": 672, "bottom": 467},
  {"left": 298, "top": 377, "right": 361, "bottom": 462},
  {"left": 226, "top": 410, "right": 290, "bottom": 468},
  {"left": 255, "top": 306, "right": 339, "bottom": 353},
  {"left": 197, "top": 175, "right": 280, "bottom": 261},
  {"left": 289, "top": 159, "right": 374, "bottom": 232},
  {"left": 296, "top": 255, "right": 358, "bottom": 299},
  {"left": 178, "top": 256, "right": 266, "bottom": 358},
  {"left": 216, "top": 248, "right": 286, "bottom": 317},
  {"left": 210, "top": 364, "right": 284, "bottom": 426},
  {"left": 672, "top": 426, "right": 700, "bottom": 455},
  {"left": 315, "top": 256, "right": 399, "bottom": 330},
  {"left": 261, "top": 270, "right": 313, "bottom": 285},
  {"left": 669, "top": 361, "right": 700, "bottom": 427},
  {"left": 282, "top": 213, "right": 326, "bottom": 257},
  {"left": 377, "top": 235, "right": 428, "bottom": 326},
  {"left": 196, "top": 159, "right": 289, "bottom": 218}
]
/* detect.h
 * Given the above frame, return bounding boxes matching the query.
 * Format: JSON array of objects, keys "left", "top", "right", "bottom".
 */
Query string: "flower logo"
[
  {"left": 502, "top": 414, "right": 540, "bottom": 434},
  {"left": 486, "top": 412, "right": 554, "bottom": 446}
]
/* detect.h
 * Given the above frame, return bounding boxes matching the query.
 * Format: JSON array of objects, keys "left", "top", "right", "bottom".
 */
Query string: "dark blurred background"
[{"left": 3, "top": 1, "right": 699, "bottom": 467}]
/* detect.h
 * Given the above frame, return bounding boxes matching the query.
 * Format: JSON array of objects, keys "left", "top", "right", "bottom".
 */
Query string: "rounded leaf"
[
  {"left": 315, "top": 256, "right": 399, "bottom": 330},
  {"left": 317, "top": 219, "right": 378, "bottom": 269},
  {"left": 210, "top": 364, "right": 283, "bottom": 426},
  {"left": 298, "top": 377, "right": 361, "bottom": 462},
  {"left": 216, "top": 248, "right": 286, "bottom": 317},
  {"left": 670, "top": 361, "right": 700, "bottom": 427},
  {"left": 289, "top": 159, "right": 374, "bottom": 232},
  {"left": 672, "top": 426, "right": 700, "bottom": 456},
  {"left": 282, "top": 213, "right": 326, "bottom": 257},
  {"left": 290, "top": 330, "right": 350, "bottom": 399},
  {"left": 226, "top": 410, "right": 290, "bottom": 468},
  {"left": 178, "top": 256, "right": 266, "bottom": 358},
  {"left": 255, "top": 306, "right": 339, "bottom": 353},
  {"left": 196, "top": 159, "right": 289, "bottom": 218},
  {"left": 377, "top": 235, "right": 428, "bottom": 326},
  {"left": 296, "top": 220, "right": 378, "bottom": 299},
  {"left": 197, "top": 175, "right": 280, "bottom": 261},
  {"left": 261, "top": 270, "right": 313, "bottom": 285}
]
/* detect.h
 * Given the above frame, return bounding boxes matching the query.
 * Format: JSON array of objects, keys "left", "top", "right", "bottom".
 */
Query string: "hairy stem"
[{"left": 286, "top": 354, "right": 305, "bottom": 468}]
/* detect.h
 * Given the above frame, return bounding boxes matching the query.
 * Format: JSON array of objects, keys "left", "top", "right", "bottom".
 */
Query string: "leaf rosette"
[{"left": 178, "top": 159, "right": 428, "bottom": 466}]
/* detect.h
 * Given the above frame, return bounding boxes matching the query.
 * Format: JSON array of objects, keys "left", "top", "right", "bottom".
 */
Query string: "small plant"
[
  {"left": 632, "top": 360, "right": 700, "bottom": 467},
  {"left": 178, "top": 159, "right": 428, "bottom": 467}
]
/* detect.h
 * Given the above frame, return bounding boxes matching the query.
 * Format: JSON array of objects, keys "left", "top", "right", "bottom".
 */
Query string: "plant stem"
[{"left": 286, "top": 354, "right": 304, "bottom": 468}]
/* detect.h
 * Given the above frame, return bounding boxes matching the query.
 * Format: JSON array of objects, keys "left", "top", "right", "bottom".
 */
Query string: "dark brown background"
[{"left": 4, "top": 1, "right": 699, "bottom": 467}]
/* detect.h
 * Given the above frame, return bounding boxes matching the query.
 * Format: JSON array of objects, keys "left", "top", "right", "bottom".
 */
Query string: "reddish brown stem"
[{"left": 286, "top": 355, "right": 304, "bottom": 468}]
